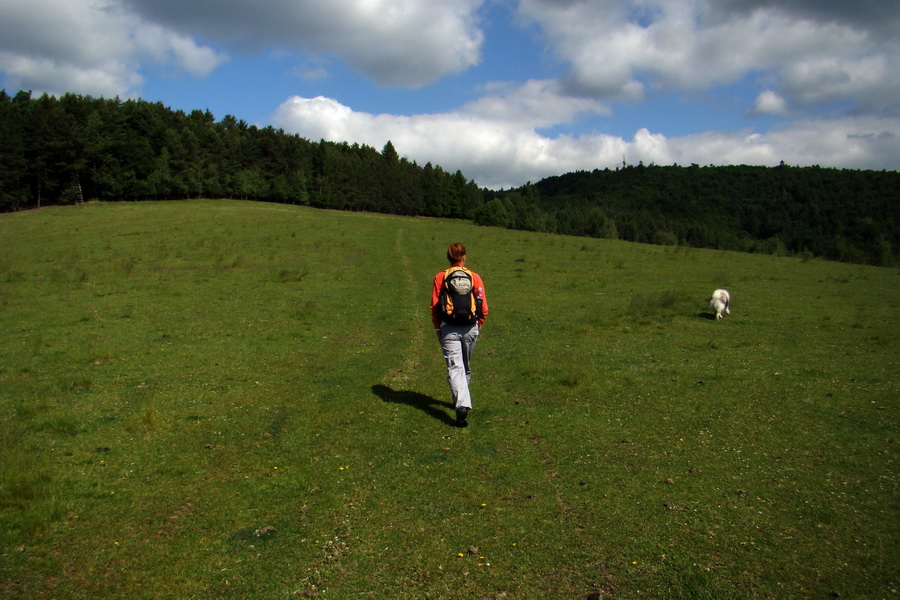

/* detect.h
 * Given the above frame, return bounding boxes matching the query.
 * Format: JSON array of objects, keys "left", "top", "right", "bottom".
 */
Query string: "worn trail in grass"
[{"left": 1, "top": 200, "right": 897, "bottom": 599}]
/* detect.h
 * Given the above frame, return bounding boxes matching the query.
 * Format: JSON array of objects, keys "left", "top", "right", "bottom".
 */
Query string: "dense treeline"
[
  {"left": 482, "top": 163, "right": 899, "bottom": 266},
  {"left": 0, "top": 90, "right": 483, "bottom": 218},
  {"left": 2, "top": 90, "right": 897, "bottom": 266}
]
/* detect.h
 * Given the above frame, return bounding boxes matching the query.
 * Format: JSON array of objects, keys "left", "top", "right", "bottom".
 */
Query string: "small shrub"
[
  {"left": 290, "top": 299, "right": 317, "bottom": 321},
  {"left": 628, "top": 289, "right": 691, "bottom": 319},
  {"left": 277, "top": 268, "right": 307, "bottom": 283}
]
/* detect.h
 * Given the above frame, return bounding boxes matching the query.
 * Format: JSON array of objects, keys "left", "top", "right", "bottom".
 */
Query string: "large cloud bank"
[{"left": 3, "top": 0, "right": 898, "bottom": 188}]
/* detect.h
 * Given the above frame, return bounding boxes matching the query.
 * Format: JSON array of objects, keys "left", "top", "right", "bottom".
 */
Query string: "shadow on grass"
[
  {"left": 697, "top": 312, "right": 717, "bottom": 320},
  {"left": 372, "top": 384, "right": 456, "bottom": 427}
]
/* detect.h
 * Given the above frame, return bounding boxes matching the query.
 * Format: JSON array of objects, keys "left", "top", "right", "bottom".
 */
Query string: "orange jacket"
[{"left": 431, "top": 264, "right": 488, "bottom": 329}]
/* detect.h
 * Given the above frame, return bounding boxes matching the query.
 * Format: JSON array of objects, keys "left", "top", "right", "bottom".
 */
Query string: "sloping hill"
[{"left": 1, "top": 200, "right": 897, "bottom": 599}]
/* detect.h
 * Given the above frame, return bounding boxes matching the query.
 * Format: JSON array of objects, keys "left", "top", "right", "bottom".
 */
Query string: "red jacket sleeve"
[
  {"left": 473, "top": 272, "right": 488, "bottom": 328},
  {"left": 431, "top": 271, "right": 445, "bottom": 329}
]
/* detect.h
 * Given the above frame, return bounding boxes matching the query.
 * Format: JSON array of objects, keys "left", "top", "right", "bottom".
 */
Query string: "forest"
[
  {"left": 2, "top": 90, "right": 897, "bottom": 266},
  {"left": 0, "top": 90, "right": 484, "bottom": 219},
  {"left": 483, "top": 163, "right": 899, "bottom": 266}
]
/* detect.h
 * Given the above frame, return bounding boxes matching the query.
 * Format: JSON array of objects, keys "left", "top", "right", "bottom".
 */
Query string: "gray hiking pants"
[{"left": 438, "top": 323, "right": 480, "bottom": 410}]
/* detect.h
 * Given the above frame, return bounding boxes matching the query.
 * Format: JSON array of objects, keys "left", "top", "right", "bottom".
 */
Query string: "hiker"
[{"left": 431, "top": 243, "right": 489, "bottom": 427}]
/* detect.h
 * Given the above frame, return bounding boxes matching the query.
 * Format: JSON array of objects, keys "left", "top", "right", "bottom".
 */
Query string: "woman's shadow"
[{"left": 372, "top": 384, "right": 457, "bottom": 427}]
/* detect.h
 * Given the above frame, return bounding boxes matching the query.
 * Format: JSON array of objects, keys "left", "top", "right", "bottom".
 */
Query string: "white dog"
[{"left": 710, "top": 289, "right": 731, "bottom": 320}]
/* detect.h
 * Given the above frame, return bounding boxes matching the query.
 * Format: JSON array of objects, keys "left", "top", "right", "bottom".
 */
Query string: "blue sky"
[{"left": 2, "top": 0, "right": 898, "bottom": 189}]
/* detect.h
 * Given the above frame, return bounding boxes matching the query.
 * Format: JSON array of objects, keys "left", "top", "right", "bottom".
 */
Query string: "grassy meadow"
[{"left": 0, "top": 199, "right": 897, "bottom": 599}]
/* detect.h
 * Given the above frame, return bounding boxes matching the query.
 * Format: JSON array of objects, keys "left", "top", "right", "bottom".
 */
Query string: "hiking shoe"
[{"left": 455, "top": 407, "right": 469, "bottom": 427}]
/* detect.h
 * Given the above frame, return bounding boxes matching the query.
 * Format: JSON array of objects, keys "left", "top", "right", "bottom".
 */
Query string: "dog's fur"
[{"left": 710, "top": 289, "right": 731, "bottom": 320}]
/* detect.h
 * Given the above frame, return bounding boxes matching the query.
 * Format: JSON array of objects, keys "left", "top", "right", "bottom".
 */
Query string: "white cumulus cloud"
[
  {"left": 517, "top": 0, "right": 900, "bottom": 114},
  {"left": 751, "top": 90, "right": 789, "bottom": 116},
  {"left": 0, "top": 0, "right": 226, "bottom": 97},
  {"left": 121, "top": 0, "right": 486, "bottom": 87},
  {"left": 274, "top": 94, "right": 900, "bottom": 189}
]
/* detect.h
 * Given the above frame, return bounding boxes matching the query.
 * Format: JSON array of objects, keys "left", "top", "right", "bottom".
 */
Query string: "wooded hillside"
[
  {"left": 2, "top": 90, "right": 896, "bottom": 266},
  {"left": 483, "top": 164, "right": 899, "bottom": 266},
  {"left": 0, "top": 91, "right": 483, "bottom": 218}
]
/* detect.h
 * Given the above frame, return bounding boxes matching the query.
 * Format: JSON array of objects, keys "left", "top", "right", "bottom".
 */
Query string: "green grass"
[{"left": 1, "top": 199, "right": 897, "bottom": 599}]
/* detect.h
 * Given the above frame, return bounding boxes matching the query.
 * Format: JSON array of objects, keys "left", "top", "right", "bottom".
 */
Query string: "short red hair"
[{"left": 447, "top": 242, "right": 466, "bottom": 264}]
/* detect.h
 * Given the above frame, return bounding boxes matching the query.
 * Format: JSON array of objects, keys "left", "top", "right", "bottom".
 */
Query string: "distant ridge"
[
  {"left": 482, "top": 163, "right": 899, "bottom": 267},
  {"left": 2, "top": 90, "right": 897, "bottom": 266}
]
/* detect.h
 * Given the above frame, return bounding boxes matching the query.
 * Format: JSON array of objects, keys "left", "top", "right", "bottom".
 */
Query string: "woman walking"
[{"left": 431, "top": 243, "right": 489, "bottom": 427}]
